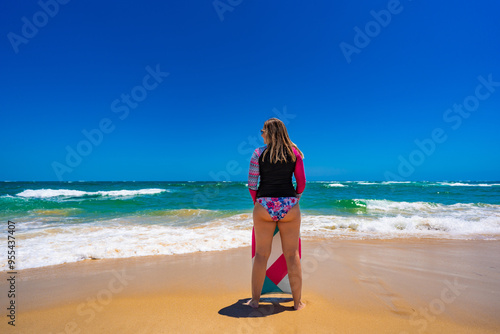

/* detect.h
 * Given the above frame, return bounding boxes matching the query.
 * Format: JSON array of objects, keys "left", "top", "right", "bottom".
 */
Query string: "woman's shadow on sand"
[{"left": 218, "top": 297, "right": 294, "bottom": 318}]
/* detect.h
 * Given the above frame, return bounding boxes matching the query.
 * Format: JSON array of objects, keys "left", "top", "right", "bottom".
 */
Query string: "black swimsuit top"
[{"left": 257, "top": 148, "right": 297, "bottom": 198}]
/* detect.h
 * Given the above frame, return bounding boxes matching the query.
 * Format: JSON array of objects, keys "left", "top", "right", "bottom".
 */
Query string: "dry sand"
[{"left": 1, "top": 238, "right": 500, "bottom": 333}]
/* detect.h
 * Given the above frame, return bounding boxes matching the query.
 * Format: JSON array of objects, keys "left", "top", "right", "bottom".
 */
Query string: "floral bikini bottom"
[{"left": 257, "top": 197, "right": 298, "bottom": 221}]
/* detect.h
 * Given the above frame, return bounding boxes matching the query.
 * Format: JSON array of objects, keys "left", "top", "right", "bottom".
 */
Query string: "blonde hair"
[{"left": 261, "top": 118, "right": 304, "bottom": 163}]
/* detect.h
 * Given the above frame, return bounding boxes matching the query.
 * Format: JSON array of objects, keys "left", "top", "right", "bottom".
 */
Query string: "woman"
[{"left": 246, "top": 118, "right": 306, "bottom": 311}]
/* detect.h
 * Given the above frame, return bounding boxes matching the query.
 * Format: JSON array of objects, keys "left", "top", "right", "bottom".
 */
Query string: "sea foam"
[
  {"left": 0, "top": 213, "right": 253, "bottom": 270},
  {"left": 16, "top": 188, "right": 168, "bottom": 199},
  {"left": 437, "top": 182, "right": 500, "bottom": 187},
  {"left": 324, "top": 183, "right": 346, "bottom": 187},
  {"left": 1, "top": 205, "right": 499, "bottom": 271}
]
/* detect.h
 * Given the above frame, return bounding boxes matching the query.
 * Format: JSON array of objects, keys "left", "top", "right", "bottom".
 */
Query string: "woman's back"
[{"left": 257, "top": 146, "right": 297, "bottom": 198}]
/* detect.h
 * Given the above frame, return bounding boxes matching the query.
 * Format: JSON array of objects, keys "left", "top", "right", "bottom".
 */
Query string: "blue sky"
[{"left": 1, "top": 0, "right": 499, "bottom": 181}]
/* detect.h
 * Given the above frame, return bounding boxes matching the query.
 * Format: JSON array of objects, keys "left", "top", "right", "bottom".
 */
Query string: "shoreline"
[
  {"left": 4, "top": 233, "right": 500, "bottom": 273},
  {"left": 2, "top": 238, "right": 500, "bottom": 333}
]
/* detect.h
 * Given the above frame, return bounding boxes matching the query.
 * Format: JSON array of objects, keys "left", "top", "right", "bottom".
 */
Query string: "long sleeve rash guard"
[{"left": 248, "top": 146, "right": 306, "bottom": 204}]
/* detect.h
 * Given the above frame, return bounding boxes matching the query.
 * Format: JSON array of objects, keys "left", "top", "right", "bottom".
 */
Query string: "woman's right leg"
[{"left": 277, "top": 204, "right": 305, "bottom": 310}]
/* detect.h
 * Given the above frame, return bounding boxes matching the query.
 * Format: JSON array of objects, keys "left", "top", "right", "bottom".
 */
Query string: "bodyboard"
[{"left": 252, "top": 225, "right": 302, "bottom": 294}]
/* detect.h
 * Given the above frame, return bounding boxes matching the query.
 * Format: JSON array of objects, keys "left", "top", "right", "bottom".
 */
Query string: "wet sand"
[{"left": 1, "top": 238, "right": 500, "bottom": 333}]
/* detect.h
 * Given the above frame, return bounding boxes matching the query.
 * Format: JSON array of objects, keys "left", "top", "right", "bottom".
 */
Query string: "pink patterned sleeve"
[
  {"left": 248, "top": 148, "right": 261, "bottom": 203},
  {"left": 293, "top": 148, "right": 306, "bottom": 195}
]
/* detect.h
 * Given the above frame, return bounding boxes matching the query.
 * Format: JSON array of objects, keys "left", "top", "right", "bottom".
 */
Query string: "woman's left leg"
[{"left": 247, "top": 202, "right": 277, "bottom": 308}]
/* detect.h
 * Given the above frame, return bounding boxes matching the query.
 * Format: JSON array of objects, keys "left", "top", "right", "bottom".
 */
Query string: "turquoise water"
[
  {"left": 2, "top": 180, "right": 499, "bottom": 217},
  {"left": 1, "top": 181, "right": 499, "bottom": 270}
]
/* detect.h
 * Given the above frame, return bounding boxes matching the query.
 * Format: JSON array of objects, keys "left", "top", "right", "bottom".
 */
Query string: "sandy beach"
[{"left": 2, "top": 238, "right": 500, "bottom": 334}]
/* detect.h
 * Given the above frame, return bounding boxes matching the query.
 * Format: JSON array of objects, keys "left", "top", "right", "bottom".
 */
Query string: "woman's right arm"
[{"left": 293, "top": 148, "right": 306, "bottom": 198}]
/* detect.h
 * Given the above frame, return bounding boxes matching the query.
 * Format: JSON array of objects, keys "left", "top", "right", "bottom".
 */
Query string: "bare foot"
[
  {"left": 294, "top": 301, "right": 306, "bottom": 311},
  {"left": 244, "top": 299, "right": 260, "bottom": 309}
]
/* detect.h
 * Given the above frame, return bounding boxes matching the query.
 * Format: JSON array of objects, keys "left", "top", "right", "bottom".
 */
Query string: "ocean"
[{"left": 1, "top": 181, "right": 499, "bottom": 270}]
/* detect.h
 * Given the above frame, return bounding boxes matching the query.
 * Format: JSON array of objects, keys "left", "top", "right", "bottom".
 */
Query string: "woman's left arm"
[{"left": 248, "top": 148, "right": 260, "bottom": 204}]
